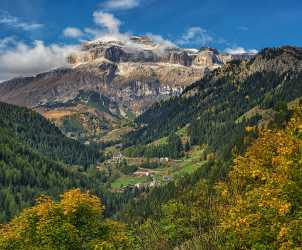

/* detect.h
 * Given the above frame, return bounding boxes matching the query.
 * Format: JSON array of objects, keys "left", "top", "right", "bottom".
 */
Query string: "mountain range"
[{"left": 0, "top": 36, "right": 255, "bottom": 142}]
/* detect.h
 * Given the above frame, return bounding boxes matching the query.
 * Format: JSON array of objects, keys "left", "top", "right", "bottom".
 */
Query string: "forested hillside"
[
  {"left": 0, "top": 124, "right": 107, "bottom": 222},
  {"left": 125, "top": 46, "right": 302, "bottom": 160},
  {"left": 0, "top": 102, "right": 102, "bottom": 166},
  {"left": 0, "top": 102, "right": 109, "bottom": 222}
]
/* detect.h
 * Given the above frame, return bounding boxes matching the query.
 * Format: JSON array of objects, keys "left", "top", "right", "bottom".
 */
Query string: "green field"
[
  {"left": 148, "top": 146, "right": 206, "bottom": 181},
  {"left": 111, "top": 175, "right": 150, "bottom": 189},
  {"left": 173, "top": 161, "right": 204, "bottom": 176}
]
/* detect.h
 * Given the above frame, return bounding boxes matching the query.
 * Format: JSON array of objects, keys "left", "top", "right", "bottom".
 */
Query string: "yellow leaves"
[
  {"left": 0, "top": 189, "right": 133, "bottom": 250},
  {"left": 245, "top": 126, "right": 256, "bottom": 133},
  {"left": 104, "top": 219, "right": 130, "bottom": 243},
  {"left": 251, "top": 169, "right": 262, "bottom": 178},
  {"left": 91, "top": 219, "right": 132, "bottom": 250},
  {"left": 278, "top": 203, "right": 291, "bottom": 215},
  {"left": 216, "top": 110, "right": 302, "bottom": 249},
  {"left": 272, "top": 156, "right": 281, "bottom": 166},
  {"left": 60, "top": 188, "right": 104, "bottom": 216},
  {"left": 33, "top": 195, "right": 54, "bottom": 217},
  {"left": 36, "top": 195, "right": 52, "bottom": 205},
  {"left": 220, "top": 189, "right": 229, "bottom": 199},
  {"left": 238, "top": 217, "right": 248, "bottom": 225},
  {"left": 278, "top": 226, "right": 288, "bottom": 239},
  {"left": 258, "top": 198, "right": 291, "bottom": 215}
]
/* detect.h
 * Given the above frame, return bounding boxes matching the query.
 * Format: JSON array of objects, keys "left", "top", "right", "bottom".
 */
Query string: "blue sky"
[{"left": 0, "top": 0, "right": 302, "bottom": 80}]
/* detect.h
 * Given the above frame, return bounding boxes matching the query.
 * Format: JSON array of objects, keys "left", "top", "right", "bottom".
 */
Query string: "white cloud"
[
  {"left": 0, "top": 11, "right": 43, "bottom": 31},
  {"left": 0, "top": 40, "right": 79, "bottom": 81},
  {"left": 177, "top": 27, "right": 213, "bottom": 46},
  {"left": 93, "top": 11, "right": 121, "bottom": 33},
  {"left": 102, "top": 0, "right": 140, "bottom": 10},
  {"left": 63, "top": 27, "right": 84, "bottom": 38},
  {"left": 86, "top": 29, "right": 131, "bottom": 42},
  {"left": 146, "top": 33, "right": 176, "bottom": 48},
  {"left": 0, "top": 8, "right": 178, "bottom": 82},
  {"left": 224, "top": 47, "right": 258, "bottom": 55}
]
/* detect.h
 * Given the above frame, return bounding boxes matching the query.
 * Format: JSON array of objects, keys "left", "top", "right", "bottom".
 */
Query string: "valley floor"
[{"left": 100, "top": 145, "right": 207, "bottom": 192}]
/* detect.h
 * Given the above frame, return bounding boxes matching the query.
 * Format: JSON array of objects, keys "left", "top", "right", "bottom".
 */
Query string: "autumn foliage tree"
[
  {"left": 217, "top": 109, "right": 302, "bottom": 249},
  {"left": 0, "top": 189, "right": 133, "bottom": 250}
]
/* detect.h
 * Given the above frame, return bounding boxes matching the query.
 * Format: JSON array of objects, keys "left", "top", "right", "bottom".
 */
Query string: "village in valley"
[{"left": 98, "top": 143, "right": 207, "bottom": 193}]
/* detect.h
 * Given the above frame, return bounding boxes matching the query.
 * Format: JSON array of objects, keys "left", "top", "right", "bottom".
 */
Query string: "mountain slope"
[{"left": 125, "top": 46, "right": 302, "bottom": 159}]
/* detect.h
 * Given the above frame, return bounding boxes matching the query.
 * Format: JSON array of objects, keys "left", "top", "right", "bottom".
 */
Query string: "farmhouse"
[
  {"left": 112, "top": 152, "right": 123, "bottom": 162},
  {"left": 133, "top": 171, "right": 150, "bottom": 177}
]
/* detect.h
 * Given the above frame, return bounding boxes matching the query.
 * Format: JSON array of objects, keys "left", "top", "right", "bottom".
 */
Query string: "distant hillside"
[{"left": 0, "top": 102, "right": 102, "bottom": 166}]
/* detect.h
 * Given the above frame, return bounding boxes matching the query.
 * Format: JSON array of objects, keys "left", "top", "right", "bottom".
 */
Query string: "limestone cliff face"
[
  {"left": 69, "top": 37, "right": 224, "bottom": 67},
  {"left": 193, "top": 48, "right": 222, "bottom": 67}
]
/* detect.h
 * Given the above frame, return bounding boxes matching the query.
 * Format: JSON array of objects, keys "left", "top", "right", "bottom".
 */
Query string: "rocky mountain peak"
[{"left": 67, "top": 35, "right": 255, "bottom": 68}]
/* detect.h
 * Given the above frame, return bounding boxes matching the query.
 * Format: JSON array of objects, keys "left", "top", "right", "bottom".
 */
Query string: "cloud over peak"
[
  {"left": 177, "top": 27, "right": 213, "bottom": 46},
  {"left": 224, "top": 47, "right": 258, "bottom": 55},
  {"left": 63, "top": 27, "right": 84, "bottom": 38},
  {"left": 93, "top": 11, "right": 121, "bottom": 33}
]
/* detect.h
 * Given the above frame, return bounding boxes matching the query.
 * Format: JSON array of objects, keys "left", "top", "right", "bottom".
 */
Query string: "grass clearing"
[
  {"left": 174, "top": 161, "right": 204, "bottom": 177},
  {"left": 111, "top": 175, "right": 149, "bottom": 189}
]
